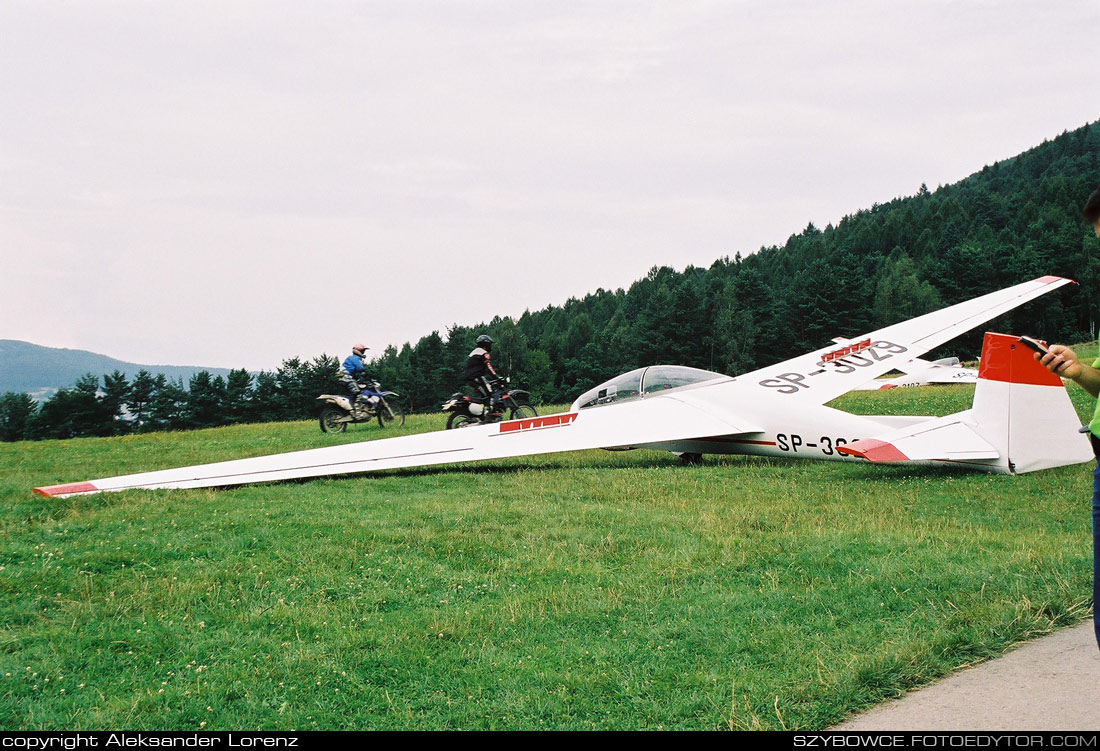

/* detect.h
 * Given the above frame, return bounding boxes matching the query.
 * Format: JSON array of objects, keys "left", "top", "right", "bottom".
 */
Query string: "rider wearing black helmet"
[{"left": 463, "top": 334, "right": 501, "bottom": 406}]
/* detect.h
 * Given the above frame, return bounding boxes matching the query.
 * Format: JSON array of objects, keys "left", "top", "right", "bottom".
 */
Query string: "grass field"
[{"left": 2, "top": 376, "right": 1097, "bottom": 730}]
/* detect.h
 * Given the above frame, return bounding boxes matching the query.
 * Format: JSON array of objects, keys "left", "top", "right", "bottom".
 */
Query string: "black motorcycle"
[
  {"left": 441, "top": 379, "right": 536, "bottom": 429},
  {"left": 317, "top": 380, "right": 405, "bottom": 433}
]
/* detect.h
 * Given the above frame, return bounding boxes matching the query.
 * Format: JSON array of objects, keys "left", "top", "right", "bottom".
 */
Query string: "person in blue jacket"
[{"left": 341, "top": 344, "right": 379, "bottom": 408}]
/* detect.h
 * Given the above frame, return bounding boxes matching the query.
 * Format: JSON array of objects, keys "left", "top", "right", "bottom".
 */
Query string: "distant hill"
[{"left": 0, "top": 340, "right": 235, "bottom": 399}]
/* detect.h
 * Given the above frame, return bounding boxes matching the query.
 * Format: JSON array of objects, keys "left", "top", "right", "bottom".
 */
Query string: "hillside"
[
  {"left": 369, "top": 120, "right": 1100, "bottom": 408},
  {"left": 0, "top": 339, "right": 235, "bottom": 398}
]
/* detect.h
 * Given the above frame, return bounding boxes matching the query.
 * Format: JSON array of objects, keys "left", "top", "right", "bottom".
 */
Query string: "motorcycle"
[
  {"left": 441, "top": 378, "right": 537, "bottom": 429},
  {"left": 317, "top": 380, "right": 405, "bottom": 433}
]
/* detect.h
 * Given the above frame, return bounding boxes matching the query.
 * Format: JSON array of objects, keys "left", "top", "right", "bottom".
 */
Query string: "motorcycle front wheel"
[
  {"left": 319, "top": 406, "right": 348, "bottom": 434},
  {"left": 446, "top": 412, "right": 481, "bottom": 429},
  {"left": 509, "top": 404, "right": 537, "bottom": 420},
  {"left": 377, "top": 399, "right": 406, "bottom": 428}
]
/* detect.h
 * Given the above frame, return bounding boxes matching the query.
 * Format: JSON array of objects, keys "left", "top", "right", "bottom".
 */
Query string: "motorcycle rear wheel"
[
  {"left": 319, "top": 406, "right": 348, "bottom": 434},
  {"left": 446, "top": 412, "right": 481, "bottom": 429}
]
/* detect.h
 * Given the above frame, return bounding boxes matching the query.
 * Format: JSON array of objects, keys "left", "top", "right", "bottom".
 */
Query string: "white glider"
[
  {"left": 34, "top": 276, "right": 1092, "bottom": 498},
  {"left": 851, "top": 355, "right": 979, "bottom": 390}
]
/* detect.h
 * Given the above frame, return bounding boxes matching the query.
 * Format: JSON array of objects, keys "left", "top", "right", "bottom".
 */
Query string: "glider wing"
[
  {"left": 742, "top": 275, "right": 1072, "bottom": 406},
  {"left": 33, "top": 393, "right": 763, "bottom": 497}
]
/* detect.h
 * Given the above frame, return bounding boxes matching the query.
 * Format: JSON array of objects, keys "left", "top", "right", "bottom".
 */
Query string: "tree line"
[
  {"left": 0, "top": 357, "right": 342, "bottom": 441},
  {"left": 371, "top": 121, "right": 1100, "bottom": 405},
  {"left": 4, "top": 120, "right": 1099, "bottom": 441}
]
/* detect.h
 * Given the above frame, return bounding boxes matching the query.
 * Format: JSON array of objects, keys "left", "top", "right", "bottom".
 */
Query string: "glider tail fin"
[
  {"left": 839, "top": 332, "right": 1092, "bottom": 473},
  {"left": 969, "top": 332, "right": 1093, "bottom": 473}
]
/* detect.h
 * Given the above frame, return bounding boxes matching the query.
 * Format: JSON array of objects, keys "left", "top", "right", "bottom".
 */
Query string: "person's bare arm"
[{"left": 1038, "top": 344, "right": 1100, "bottom": 399}]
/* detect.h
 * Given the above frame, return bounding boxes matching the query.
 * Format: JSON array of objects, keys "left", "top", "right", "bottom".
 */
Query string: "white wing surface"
[
  {"left": 738, "top": 276, "right": 1072, "bottom": 406},
  {"left": 34, "top": 394, "right": 762, "bottom": 497}
]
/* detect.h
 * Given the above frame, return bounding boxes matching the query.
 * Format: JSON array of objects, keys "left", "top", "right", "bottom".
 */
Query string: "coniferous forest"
[{"left": 4, "top": 121, "right": 1099, "bottom": 440}]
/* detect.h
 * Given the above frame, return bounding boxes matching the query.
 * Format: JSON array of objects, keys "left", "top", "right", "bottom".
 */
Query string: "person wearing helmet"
[
  {"left": 341, "top": 343, "right": 378, "bottom": 409},
  {"left": 463, "top": 334, "right": 502, "bottom": 408}
]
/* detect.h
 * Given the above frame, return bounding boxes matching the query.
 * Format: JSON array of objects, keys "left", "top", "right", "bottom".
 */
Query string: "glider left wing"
[{"left": 33, "top": 393, "right": 763, "bottom": 497}]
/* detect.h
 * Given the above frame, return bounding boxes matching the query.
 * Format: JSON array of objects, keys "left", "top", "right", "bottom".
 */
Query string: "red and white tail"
[
  {"left": 969, "top": 332, "right": 1093, "bottom": 473},
  {"left": 839, "top": 332, "right": 1092, "bottom": 473}
]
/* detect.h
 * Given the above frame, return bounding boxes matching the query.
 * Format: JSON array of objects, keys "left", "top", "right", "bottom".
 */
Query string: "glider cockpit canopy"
[{"left": 570, "top": 365, "right": 732, "bottom": 411}]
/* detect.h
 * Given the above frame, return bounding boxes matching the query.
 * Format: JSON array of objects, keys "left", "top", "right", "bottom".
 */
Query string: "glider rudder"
[{"left": 970, "top": 332, "right": 1092, "bottom": 473}]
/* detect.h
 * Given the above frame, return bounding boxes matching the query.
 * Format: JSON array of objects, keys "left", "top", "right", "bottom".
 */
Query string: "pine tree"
[
  {"left": 128, "top": 370, "right": 157, "bottom": 432},
  {"left": 0, "top": 392, "right": 37, "bottom": 441}
]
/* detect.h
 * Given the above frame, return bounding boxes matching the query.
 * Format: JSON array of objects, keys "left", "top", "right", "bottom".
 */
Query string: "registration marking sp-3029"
[{"left": 759, "top": 340, "right": 910, "bottom": 394}]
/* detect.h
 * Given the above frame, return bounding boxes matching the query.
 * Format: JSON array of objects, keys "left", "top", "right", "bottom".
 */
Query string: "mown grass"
[{"left": 1, "top": 383, "right": 1095, "bottom": 730}]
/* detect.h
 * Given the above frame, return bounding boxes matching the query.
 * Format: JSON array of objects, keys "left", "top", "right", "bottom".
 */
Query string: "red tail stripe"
[
  {"left": 837, "top": 439, "right": 909, "bottom": 462},
  {"left": 977, "top": 332, "right": 1064, "bottom": 387}
]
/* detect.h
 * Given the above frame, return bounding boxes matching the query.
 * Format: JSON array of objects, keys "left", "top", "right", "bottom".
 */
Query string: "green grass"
[{"left": 0, "top": 385, "right": 1095, "bottom": 730}]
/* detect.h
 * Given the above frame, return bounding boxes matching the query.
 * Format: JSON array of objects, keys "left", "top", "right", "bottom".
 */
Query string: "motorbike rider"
[
  {"left": 463, "top": 334, "right": 503, "bottom": 411},
  {"left": 342, "top": 344, "right": 380, "bottom": 409}
]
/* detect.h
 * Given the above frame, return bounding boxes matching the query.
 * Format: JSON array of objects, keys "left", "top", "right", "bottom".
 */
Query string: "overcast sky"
[{"left": 2, "top": 1, "right": 1097, "bottom": 371}]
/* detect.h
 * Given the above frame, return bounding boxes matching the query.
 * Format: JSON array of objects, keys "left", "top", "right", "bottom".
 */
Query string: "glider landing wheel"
[
  {"left": 320, "top": 407, "right": 349, "bottom": 434},
  {"left": 679, "top": 452, "right": 703, "bottom": 466}
]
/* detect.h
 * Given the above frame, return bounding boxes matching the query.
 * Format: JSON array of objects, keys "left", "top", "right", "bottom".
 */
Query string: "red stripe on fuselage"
[
  {"left": 687, "top": 436, "right": 777, "bottom": 446},
  {"left": 498, "top": 412, "right": 579, "bottom": 434}
]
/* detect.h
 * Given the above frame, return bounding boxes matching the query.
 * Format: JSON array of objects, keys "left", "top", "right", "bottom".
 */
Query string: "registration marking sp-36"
[{"left": 776, "top": 434, "right": 855, "bottom": 456}]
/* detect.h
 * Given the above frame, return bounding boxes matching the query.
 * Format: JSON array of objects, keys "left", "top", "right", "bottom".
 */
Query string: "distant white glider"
[
  {"left": 34, "top": 276, "right": 1092, "bottom": 498},
  {"left": 851, "top": 355, "right": 979, "bottom": 390}
]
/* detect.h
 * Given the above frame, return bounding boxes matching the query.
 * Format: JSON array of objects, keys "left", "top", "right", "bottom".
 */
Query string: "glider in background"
[
  {"left": 851, "top": 355, "right": 978, "bottom": 390},
  {"left": 34, "top": 276, "right": 1092, "bottom": 498}
]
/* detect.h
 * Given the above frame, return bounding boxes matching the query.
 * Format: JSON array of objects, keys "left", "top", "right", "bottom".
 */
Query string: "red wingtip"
[
  {"left": 837, "top": 439, "right": 910, "bottom": 463},
  {"left": 978, "top": 332, "right": 1064, "bottom": 387},
  {"left": 33, "top": 481, "right": 99, "bottom": 498}
]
